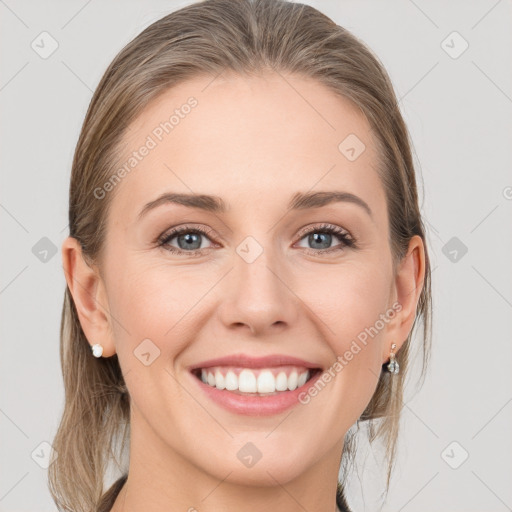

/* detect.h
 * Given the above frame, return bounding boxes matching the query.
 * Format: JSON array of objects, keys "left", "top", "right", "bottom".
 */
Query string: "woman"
[{"left": 49, "top": 0, "right": 432, "bottom": 510}]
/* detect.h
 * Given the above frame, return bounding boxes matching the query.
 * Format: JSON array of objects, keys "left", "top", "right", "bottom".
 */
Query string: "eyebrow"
[{"left": 137, "top": 190, "right": 373, "bottom": 220}]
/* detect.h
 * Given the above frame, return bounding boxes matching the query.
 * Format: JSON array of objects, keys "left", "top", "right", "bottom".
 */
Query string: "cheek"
[
  {"left": 106, "top": 257, "right": 216, "bottom": 362},
  {"left": 297, "top": 264, "right": 390, "bottom": 428},
  {"left": 334, "top": 265, "right": 392, "bottom": 408},
  {"left": 300, "top": 260, "right": 392, "bottom": 345},
  {"left": 297, "top": 260, "right": 392, "bottom": 417},
  {"left": 106, "top": 263, "right": 199, "bottom": 415}
]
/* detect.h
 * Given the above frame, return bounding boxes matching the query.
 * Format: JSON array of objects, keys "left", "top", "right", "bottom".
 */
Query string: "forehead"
[{"left": 110, "top": 71, "right": 386, "bottom": 225}]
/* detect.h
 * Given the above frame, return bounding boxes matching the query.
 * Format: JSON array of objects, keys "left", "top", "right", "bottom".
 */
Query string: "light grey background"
[{"left": 1, "top": 0, "right": 511, "bottom": 511}]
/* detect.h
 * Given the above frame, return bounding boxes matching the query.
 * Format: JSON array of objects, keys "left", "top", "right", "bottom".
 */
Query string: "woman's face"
[{"left": 67, "top": 72, "right": 423, "bottom": 489}]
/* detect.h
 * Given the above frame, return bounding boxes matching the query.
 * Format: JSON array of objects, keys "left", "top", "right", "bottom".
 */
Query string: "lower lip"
[{"left": 190, "top": 370, "right": 322, "bottom": 416}]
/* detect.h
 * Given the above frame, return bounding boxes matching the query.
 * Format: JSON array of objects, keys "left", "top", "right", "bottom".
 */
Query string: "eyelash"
[{"left": 157, "top": 223, "right": 357, "bottom": 257}]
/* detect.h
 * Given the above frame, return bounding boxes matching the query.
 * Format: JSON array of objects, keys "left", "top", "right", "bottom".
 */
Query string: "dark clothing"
[
  {"left": 336, "top": 484, "right": 353, "bottom": 512},
  {"left": 97, "top": 474, "right": 353, "bottom": 512},
  {"left": 97, "top": 475, "right": 127, "bottom": 512}
]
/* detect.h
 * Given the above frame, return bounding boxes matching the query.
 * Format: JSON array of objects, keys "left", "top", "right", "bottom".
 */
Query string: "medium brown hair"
[{"left": 49, "top": 0, "right": 432, "bottom": 510}]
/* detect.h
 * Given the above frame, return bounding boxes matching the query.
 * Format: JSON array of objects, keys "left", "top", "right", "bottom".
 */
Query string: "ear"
[
  {"left": 61, "top": 236, "right": 116, "bottom": 357},
  {"left": 382, "top": 235, "right": 426, "bottom": 364}
]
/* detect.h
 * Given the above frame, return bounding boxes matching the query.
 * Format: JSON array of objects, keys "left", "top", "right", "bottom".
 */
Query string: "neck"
[{"left": 111, "top": 407, "right": 344, "bottom": 512}]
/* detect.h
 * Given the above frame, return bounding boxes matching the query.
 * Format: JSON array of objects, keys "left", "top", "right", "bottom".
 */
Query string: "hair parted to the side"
[{"left": 49, "top": 0, "right": 432, "bottom": 510}]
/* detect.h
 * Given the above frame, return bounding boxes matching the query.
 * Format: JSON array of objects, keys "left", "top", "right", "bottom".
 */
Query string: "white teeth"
[
  {"left": 225, "top": 371, "right": 238, "bottom": 391},
  {"left": 199, "top": 367, "right": 311, "bottom": 394},
  {"left": 257, "top": 370, "right": 276, "bottom": 393},
  {"left": 275, "top": 371, "right": 288, "bottom": 391},
  {"left": 288, "top": 371, "right": 298, "bottom": 391},
  {"left": 214, "top": 370, "right": 225, "bottom": 390},
  {"left": 239, "top": 369, "right": 257, "bottom": 392},
  {"left": 297, "top": 371, "right": 308, "bottom": 387}
]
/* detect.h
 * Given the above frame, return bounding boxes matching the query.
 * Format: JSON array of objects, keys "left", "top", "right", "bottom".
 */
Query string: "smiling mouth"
[{"left": 191, "top": 366, "right": 322, "bottom": 396}]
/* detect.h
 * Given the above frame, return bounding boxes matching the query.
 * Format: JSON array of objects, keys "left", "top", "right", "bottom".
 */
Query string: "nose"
[{"left": 216, "top": 241, "right": 300, "bottom": 337}]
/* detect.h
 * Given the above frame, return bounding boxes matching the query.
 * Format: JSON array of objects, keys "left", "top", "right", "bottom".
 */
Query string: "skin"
[{"left": 62, "top": 71, "right": 425, "bottom": 512}]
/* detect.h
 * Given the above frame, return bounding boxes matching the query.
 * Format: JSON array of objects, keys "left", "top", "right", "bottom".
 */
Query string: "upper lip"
[{"left": 189, "top": 354, "right": 323, "bottom": 371}]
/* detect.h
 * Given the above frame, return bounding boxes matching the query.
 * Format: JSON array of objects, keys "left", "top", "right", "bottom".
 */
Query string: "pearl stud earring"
[{"left": 91, "top": 343, "right": 104, "bottom": 358}]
